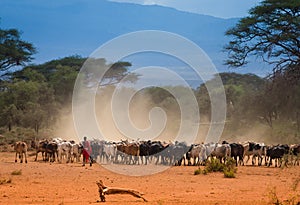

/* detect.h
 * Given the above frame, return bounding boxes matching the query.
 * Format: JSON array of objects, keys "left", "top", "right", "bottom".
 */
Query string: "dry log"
[{"left": 96, "top": 180, "right": 147, "bottom": 202}]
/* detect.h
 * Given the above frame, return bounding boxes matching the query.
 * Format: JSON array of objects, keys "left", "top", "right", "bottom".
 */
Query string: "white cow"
[
  {"left": 70, "top": 142, "right": 83, "bottom": 163},
  {"left": 187, "top": 144, "right": 207, "bottom": 166},
  {"left": 57, "top": 141, "right": 72, "bottom": 163},
  {"left": 103, "top": 142, "right": 117, "bottom": 163}
]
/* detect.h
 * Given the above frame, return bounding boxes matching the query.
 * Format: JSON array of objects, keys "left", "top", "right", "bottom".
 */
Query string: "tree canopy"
[
  {"left": 0, "top": 27, "right": 36, "bottom": 73},
  {"left": 225, "top": 0, "right": 300, "bottom": 80}
]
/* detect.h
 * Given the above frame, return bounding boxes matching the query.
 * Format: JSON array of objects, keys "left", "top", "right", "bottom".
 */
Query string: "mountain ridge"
[{"left": 0, "top": 0, "right": 269, "bottom": 81}]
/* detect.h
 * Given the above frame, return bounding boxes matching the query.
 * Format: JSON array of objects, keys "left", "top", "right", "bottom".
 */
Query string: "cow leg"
[
  {"left": 234, "top": 156, "right": 238, "bottom": 166},
  {"left": 140, "top": 156, "right": 144, "bottom": 165},
  {"left": 252, "top": 155, "right": 255, "bottom": 165},
  {"left": 15, "top": 152, "right": 18, "bottom": 163},
  {"left": 19, "top": 153, "right": 23, "bottom": 163},
  {"left": 245, "top": 155, "right": 250, "bottom": 164},
  {"left": 35, "top": 151, "right": 38, "bottom": 161},
  {"left": 24, "top": 152, "right": 28, "bottom": 163},
  {"left": 135, "top": 156, "right": 139, "bottom": 165},
  {"left": 258, "top": 155, "right": 262, "bottom": 166},
  {"left": 264, "top": 156, "right": 268, "bottom": 166},
  {"left": 268, "top": 157, "right": 272, "bottom": 167}
]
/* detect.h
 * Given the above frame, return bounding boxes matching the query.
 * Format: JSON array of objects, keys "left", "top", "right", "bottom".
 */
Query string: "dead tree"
[{"left": 96, "top": 180, "right": 147, "bottom": 202}]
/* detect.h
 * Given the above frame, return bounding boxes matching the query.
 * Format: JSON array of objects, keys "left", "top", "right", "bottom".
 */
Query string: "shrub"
[
  {"left": 194, "top": 168, "right": 201, "bottom": 175},
  {"left": 205, "top": 158, "right": 225, "bottom": 172},
  {"left": 224, "top": 169, "right": 236, "bottom": 178},
  {"left": 195, "top": 158, "right": 237, "bottom": 178}
]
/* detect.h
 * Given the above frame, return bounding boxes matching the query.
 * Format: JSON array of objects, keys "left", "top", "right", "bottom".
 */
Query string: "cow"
[
  {"left": 251, "top": 142, "right": 267, "bottom": 166},
  {"left": 117, "top": 140, "right": 140, "bottom": 165},
  {"left": 222, "top": 141, "right": 244, "bottom": 166},
  {"left": 57, "top": 141, "right": 72, "bottom": 163},
  {"left": 242, "top": 141, "right": 267, "bottom": 166},
  {"left": 266, "top": 144, "right": 289, "bottom": 167},
  {"left": 186, "top": 144, "right": 207, "bottom": 166},
  {"left": 45, "top": 141, "right": 58, "bottom": 162},
  {"left": 103, "top": 142, "right": 117, "bottom": 164},
  {"left": 70, "top": 141, "right": 83, "bottom": 163},
  {"left": 139, "top": 141, "right": 151, "bottom": 165},
  {"left": 31, "top": 139, "right": 48, "bottom": 161},
  {"left": 210, "top": 143, "right": 231, "bottom": 163},
  {"left": 170, "top": 141, "right": 189, "bottom": 166},
  {"left": 148, "top": 141, "right": 169, "bottom": 165},
  {"left": 12, "top": 141, "right": 28, "bottom": 163},
  {"left": 291, "top": 144, "right": 300, "bottom": 166}
]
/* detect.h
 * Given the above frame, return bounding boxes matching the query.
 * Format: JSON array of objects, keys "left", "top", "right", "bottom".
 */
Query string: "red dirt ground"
[{"left": 0, "top": 152, "right": 299, "bottom": 205}]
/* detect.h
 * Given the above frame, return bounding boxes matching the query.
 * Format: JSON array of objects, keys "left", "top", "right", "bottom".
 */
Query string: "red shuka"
[{"left": 82, "top": 140, "right": 92, "bottom": 161}]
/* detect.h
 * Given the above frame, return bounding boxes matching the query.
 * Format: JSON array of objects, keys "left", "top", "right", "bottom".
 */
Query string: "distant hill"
[{"left": 0, "top": 0, "right": 270, "bottom": 87}]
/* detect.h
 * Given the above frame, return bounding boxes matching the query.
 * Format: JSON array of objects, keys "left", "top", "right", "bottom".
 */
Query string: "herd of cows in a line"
[{"left": 11, "top": 138, "right": 300, "bottom": 168}]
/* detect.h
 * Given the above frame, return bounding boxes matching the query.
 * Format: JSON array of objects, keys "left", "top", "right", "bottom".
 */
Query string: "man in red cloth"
[{"left": 82, "top": 136, "right": 92, "bottom": 166}]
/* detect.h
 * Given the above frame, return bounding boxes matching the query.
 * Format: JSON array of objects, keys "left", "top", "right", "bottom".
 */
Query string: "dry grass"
[{"left": 11, "top": 169, "right": 22, "bottom": 175}]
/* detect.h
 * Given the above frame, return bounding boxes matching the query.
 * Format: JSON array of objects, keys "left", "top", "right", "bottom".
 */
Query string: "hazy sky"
[{"left": 109, "top": 0, "right": 263, "bottom": 18}]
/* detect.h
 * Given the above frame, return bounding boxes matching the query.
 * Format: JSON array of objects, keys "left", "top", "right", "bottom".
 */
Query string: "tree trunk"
[{"left": 96, "top": 180, "right": 147, "bottom": 202}]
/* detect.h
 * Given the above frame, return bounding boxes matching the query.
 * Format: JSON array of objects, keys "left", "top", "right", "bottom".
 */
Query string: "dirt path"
[{"left": 0, "top": 152, "right": 299, "bottom": 205}]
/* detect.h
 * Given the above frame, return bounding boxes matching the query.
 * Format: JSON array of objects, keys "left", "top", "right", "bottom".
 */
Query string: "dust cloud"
[{"left": 53, "top": 85, "right": 212, "bottom": 144}]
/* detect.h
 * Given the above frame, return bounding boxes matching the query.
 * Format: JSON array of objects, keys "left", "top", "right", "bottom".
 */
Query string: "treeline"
[
  {"left": 0, "top": 55, "right": 299, "bottom": 142},
  {"left": 0, "top": 56, "right": 84, "bottom": 133},
  {"left": 196, "top": 72, "right": 300, "bottom": 142}
]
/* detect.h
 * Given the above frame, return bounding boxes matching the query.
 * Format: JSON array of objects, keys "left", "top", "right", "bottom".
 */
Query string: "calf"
[{"left": 12, "top": 141, "right": 28, "bottom": 163}]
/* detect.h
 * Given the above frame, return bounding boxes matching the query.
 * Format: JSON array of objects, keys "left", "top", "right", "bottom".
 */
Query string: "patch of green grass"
[{"left": 11, "top": 169, "right": 22, "bottom": 175}]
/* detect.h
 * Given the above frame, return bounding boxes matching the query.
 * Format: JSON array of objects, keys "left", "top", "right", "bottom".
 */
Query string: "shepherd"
[{"left": 82, "top": 136, "right": 93, "bottom": 166}]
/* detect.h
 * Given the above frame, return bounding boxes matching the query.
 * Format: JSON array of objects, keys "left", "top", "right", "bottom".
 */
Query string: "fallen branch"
[{"left": 96, "top": 180, "right": 147, "bottom": 202}]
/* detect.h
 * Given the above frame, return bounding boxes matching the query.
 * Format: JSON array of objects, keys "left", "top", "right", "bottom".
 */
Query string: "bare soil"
[{"left": 0, "top": 152, "right": 299, "bottom": 205}]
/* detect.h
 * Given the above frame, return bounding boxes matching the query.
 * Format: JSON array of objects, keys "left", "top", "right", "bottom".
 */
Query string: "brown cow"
[
  {"left": 117, "top": 140, "right": 140, "bottom": 164},
  {"left": 12, "top": 141, "right": 28, "bottom": 163}
]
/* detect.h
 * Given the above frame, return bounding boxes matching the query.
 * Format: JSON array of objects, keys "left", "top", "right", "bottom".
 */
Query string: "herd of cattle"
[{"left": 11, "top": 138, "right": 300, "bottom": 168}]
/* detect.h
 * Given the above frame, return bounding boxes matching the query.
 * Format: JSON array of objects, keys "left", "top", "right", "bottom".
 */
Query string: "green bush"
[
  {"left": 224, "top": 169, "right": 236, "bottom": 178},
  {"left": 194, "top": 168, "right": 201, "bottom": 175},
  {"left": 195, "top": 158, "right": 237, "bottom": 178},
  {"left": 205, "top": 158, "right": 225, "bottom": 172}
]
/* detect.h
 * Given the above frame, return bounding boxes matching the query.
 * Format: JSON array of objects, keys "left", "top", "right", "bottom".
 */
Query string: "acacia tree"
[
  {"left": 0, "top": 28, "right": 35, "bottom": 73},
  {"left": 225, "top": 0, "right": 300, "bottom": 79}
]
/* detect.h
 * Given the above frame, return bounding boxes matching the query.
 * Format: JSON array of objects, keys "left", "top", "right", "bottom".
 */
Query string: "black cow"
[
  {"left": 45, "top": 142, "right": 58, "bottom": 162},
  {"left": 266, "top": 145, "right": 289, "bottom": 167},
  {"left": 139, "top": 141, "right": 151, "bottom": 165},
  {"left": 222, "top": 141, "right": 244, "bottom": 166}
]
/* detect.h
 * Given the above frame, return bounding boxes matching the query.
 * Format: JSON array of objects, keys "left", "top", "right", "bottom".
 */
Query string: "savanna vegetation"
[{"left": 0, "top": 0, "right": 299, "bottom": 145}]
